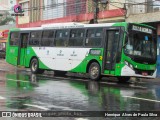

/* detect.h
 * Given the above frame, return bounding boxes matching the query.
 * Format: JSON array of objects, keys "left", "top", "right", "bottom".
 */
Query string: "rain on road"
[{"left": 0, "top": 70, "right": 160, "bottom": 120}]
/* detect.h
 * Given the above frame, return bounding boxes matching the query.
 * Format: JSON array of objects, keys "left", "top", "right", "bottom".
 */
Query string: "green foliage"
[{"left": 0, "top": 17, "right": 15, "bottom": 25}]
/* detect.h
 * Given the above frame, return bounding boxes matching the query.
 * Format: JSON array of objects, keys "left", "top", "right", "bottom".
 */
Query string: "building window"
[{"left": 20, "top": 2, "right": 29, "bottom": 16}]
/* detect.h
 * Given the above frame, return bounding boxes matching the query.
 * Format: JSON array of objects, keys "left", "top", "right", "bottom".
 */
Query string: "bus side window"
[
  {"left": 85, "top": 28, "right": 102, "bottom": 47},
  {"left": 10, "top": 32, "right": 19, "bottom": 46},
  {"left": 68, "top": 29, "right": 84, "bottom": 46},
  {"left": 55, "top": 30, "right": 68, "bottom": 47},
  {"left": 29, "top": 31, "right": 41, "bottom": 46},
  {"left": 41, "top": 30, "right": 54, "bottom": 46}
]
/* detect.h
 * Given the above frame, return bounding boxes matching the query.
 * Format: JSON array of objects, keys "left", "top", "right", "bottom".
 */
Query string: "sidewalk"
[{"left": 0, "top": 59, "right": 25, "bottom": 72}]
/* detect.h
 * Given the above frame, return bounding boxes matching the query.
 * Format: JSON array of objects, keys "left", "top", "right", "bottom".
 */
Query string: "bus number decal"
[
  {"left": 71, "top": 51, "right": 77, "bottom": 56},
  {"left": 57, "top": 50, "right": 64, "bottom": 56}
]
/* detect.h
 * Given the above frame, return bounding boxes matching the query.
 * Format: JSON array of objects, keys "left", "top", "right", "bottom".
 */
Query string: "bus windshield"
[{"left": 124, "top": 24, "right": 156, "bottom": 63}]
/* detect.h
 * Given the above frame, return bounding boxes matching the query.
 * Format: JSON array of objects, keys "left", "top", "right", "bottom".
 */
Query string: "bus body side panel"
[
  {"left": 6, "top": 46, "right": 19, "bottom": 66},
  {"left": 24, "top": 47, "right": 50, "bottom": 69},
  {"left": 70, "top": 48, "right": 103, "bottom": 73},
  {"left": 29, "top": 47, "right": 93, "bottom": 71},
  {"left": 6, "top": 30, "right": 20, "bottom": 66}
]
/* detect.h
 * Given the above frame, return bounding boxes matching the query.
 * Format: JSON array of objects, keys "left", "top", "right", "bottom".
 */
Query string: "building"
[
  {"left": 17, "top": 0, "right": 126, "bottom": 28},
  {"left": 0, "top": 0, "right": 16, "bottom": 50}
]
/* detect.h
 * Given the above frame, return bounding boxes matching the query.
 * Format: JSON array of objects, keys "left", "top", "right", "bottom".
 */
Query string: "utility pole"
[
  {"left": 93, "top": 0, "right": 99, "bottom": 23},
  {"left": 91, "top": 0, "right": 108, "bottom": 24}
]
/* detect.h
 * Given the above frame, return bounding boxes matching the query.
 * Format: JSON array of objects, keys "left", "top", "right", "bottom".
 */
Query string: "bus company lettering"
[
  {"left": 47, "top": 50, "right": 49, "bottom": 55},
  {"left": 132, "top": 25, "right": 152, "bottom": 34},
  {"left": 57, "top": 50, "right": 64, "bottom": 56},
  {"left": 10, "top": 49, "right": 15, "bottom": 53},
  {"left": 70, "top": 51, "right": 77, "bottom": 56}
]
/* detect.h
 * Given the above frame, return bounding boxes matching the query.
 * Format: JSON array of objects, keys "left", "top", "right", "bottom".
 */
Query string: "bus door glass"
[
  {"left": 103, "top": 28, "right": 120, "bottom": 74},
  {"left": 18, "top": 33, "right": 29, "bottom": 66}
]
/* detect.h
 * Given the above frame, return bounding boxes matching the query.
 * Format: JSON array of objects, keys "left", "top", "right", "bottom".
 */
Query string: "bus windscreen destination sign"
[{"left": 132, "top": 25, "right": 152, "bottom": 34}]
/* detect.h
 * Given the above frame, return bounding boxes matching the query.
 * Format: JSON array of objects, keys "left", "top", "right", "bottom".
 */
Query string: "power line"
[{"left": 1, "top": 0, "right": 159, "bottom": 14}]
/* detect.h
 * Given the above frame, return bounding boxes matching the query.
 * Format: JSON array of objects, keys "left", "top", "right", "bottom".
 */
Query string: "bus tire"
[
  {"left": 30, "top": 58, "right": 44, "bottom": 74},
  {"left": 89, "top": 62, "right": 101, "bottom": 81},
  {"left": 117, "top": 77, "right": 130, "bottom": 83}
]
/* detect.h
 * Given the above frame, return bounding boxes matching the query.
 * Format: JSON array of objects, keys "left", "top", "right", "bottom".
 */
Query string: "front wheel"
[
  {"left": 30, "top": 58, "right": 44, "bottom": 74},
  {"left": 89, "top": 62, "right": 101, "bottom": 81}
]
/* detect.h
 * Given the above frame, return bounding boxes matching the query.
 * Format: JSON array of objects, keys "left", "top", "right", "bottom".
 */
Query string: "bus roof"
[
  {"left": 9, "top": 22, "right": 154, "bottom": 31},
  {"left": 41, "top": 22, "right": 124, "bottom": 29},
  {"left": 11, "top": 22, "right": 128, "bottom": 31}
]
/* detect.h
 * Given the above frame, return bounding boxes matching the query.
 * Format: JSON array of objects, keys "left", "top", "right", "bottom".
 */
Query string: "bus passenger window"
[
  {"left": 29, "top": 31, "right": 41, "bottom": 46},
  {"left": 68, "top": 29, "right": 84, "bottom": 46},
  {"left": 41, "top": 30, "right": 54, "bottom": 46},
  {"left": 54, "top": 30, "right": 68, "bottom": 47},
  {"left": 10, "top": 32, "right": 19, "bottom": 46},
  {"left": 85, "top": 28, "right": 102, "bottom": 47}
]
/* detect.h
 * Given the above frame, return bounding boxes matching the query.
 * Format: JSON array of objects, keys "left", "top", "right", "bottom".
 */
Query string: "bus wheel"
[
  {"left": 30, "top": 58, "right": 44, "bottom": 74},
  {"left": 117, "top": 77, "right": 130, "bottom": 83},
  {"left": 89, "top": 62, "right": 101, "bottom": 81}
]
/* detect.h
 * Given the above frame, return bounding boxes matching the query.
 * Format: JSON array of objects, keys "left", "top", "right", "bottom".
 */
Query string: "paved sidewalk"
[{"left": 0, "top": 59, "right": 25, "bottom": 72}]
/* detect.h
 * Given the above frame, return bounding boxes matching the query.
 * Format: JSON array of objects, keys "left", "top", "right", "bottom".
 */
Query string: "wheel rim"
[
  {"left": 90, "top": 66, "right": 99, "bottom": 78},
  {"left": 32, "top": 60, "right": 37, "bottom": 72}
]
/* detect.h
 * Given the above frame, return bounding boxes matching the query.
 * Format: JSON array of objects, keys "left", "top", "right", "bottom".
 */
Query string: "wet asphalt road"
[{"left": 0, "top": 69, "right": 160, "bottom": 120}]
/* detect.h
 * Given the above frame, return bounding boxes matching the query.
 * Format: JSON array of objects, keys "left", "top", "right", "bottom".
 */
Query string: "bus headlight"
[
  {"left": 125, "top": 61, "right": 133, "bottom": 69},
  {"left": 125, "top": 61, "right": 128, "bottom": 65},
  {"left": 130, "top": 64, "right": 133, "bottom": 69}
]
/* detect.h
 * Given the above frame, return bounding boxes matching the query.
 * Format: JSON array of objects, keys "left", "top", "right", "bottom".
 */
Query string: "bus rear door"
[
  {"left": 18, "top": 33, "right": 29, "bottom": 66},
  {"left": 102, "top": 28, "right": 120, "bottom": 75}
]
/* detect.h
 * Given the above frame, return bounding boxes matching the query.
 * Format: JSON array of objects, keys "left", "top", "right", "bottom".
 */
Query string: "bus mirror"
[
  {"left": 125, "top": 31, "right": 129, "bottom": 36},
  {"left": 123, "top": 36, "right": 129, "bottom": 48},
  {"left": 121, "top": 29, "right": 129, "bottom": 36}
]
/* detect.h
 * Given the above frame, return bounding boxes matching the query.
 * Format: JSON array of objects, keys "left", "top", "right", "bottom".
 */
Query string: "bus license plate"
[{"left": 142, "top": 72, "right": 148, "bottom": 76}]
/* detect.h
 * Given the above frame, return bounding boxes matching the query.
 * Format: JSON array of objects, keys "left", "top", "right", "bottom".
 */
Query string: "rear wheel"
[
  {"left": 30, "top": 58, "right": 44, "bottom": 74},
  {"left": 89, "top": 62, "right": 101, "bottom": 81}
]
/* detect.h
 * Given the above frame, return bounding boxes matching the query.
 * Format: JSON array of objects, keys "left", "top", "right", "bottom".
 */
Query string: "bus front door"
[
  {"left": 102, "top": 29, "right": 120, "bottom": 75},
  {"left": 18, "top": 33, "right": 29, "bottom": 66}
]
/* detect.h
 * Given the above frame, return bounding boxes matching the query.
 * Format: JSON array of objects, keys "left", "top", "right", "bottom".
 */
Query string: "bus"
[{"left": 6, "top": 22, "right": 157, "bottom": 81}]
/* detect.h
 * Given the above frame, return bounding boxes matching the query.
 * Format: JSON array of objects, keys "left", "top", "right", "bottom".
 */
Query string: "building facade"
[
  {"left": 0, "top": 0, "right": 16, "bottom": 50},
  {"left": 16, "top": 0, "right": 126, "bottom": 28}
]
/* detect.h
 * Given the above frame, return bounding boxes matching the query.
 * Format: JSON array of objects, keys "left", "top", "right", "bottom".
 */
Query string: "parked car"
[{"left": 0, "top": 50, "right": 6, "bottom": 59}]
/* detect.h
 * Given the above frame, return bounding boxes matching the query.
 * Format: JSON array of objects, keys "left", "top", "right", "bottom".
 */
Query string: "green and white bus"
[{"left": 6, "top": 22, "right": 157, "bottom": 81}]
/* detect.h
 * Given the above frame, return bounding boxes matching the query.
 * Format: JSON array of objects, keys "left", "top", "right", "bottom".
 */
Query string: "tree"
[
  {"left": 0, "top": 17, "right": 15, "bottom": 25},
  {"left": 0, "top": 11, "right": 15, "bottom": 25}
]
